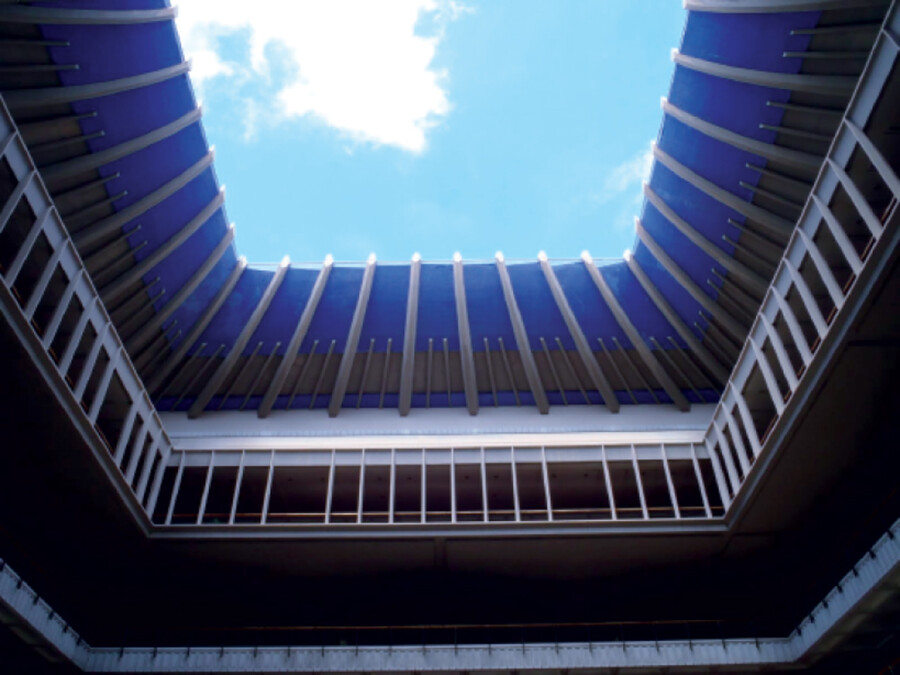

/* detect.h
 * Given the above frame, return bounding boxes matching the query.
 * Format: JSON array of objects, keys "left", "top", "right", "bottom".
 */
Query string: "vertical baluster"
[
  {"left": 784, "top": 259, "right": 828, "bottom": 339},
  {"left": 356, "top": 449, "right": 366, "bottom": 524},
  {"left": 771, "top": 287, "right": 813, "bottom": 368},
  {"left": 42, "top": 269, "right": 84, "bottom": 350},
  {"left": 59, "top": 296, "right": 99, "bottom": 377},
  {"left": 601, "top": 445, "right": 617, "bottom": 521},
  {"left": 23, "top": 239, "right": 68, "bottom": 320},
  {"left": 480, "top": 447, "right": 489, "bottom": 523},
  {"left": 759, "top": 314, "right": 799, "bottom": 391},
  {"left": 144, "top": 447, "right": 170, "bottom": 519},
  {"left": 135, "top": 439, "right": 161, "bottom": 503},
  {"left": 228, "top": 450, "right": 246, "bottom": 526},
  {"left": 324, "top": 450, "right": 335, "bottom": 525},
  {"left": 541, "top": 446, "right": 553, "bottom": 522},
  {"left": 73, "top": 322, "right": 111, "bottom": 401},
  {"left": 165, "top": 452, "right": 187, "bottom": 525},
  {"left": 659, "top": 444, "right": 680, "bottom": 519},
  {"left": 196, "top": 451, "right": 215, "bottom": 525},
  {"left": 5, "top": 206, "right": 52, "bottom": 285},
  {"left": 88, "top": 346, "right": 121, "bottom": 424},
  {"left": 748, "top": 335, "right": 786, "bottom": 416},
  {"left": 510, "top": 448, "right": 521, "bottom": 523},
  {"left": 796, "top": 229, "right": 844, "bottom": 309},
  {"left": 690, "top": 443, "right": 713, "bottom": 518},
  {"left": 261, "top": 450, "right": 275, "bottom": 525},
  {"left": 704, "top": 437, "right": 732, "bottom": 511},
  {"left": 731, "top": 383, "right": 762, "bottom": 458}
]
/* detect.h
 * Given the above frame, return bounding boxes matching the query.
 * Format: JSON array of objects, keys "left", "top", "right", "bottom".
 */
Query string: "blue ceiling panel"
[
  {"left": 646, "top": 159, "right": 743, "bottom": 257},
  {"left": 658, "top": 116, "right": 764, "bottom": 200},
  {"left": 141, "top": 209, "right": 231, "bottom": 300},
  {"left": 247, "top": 267, "right": 321, "bottom": 356},
  {"left": 43, "top": 21, "right": 183, "bottom": 85},
  {"left": 87, "top": 123, "right": 211, "bottom": 220},
  {"left": 416, "top": 263, "right": 457, "bottom": 351},
  {"left": 505, "top": 262, "right": 572, "bottom": 350},
  {"left": 681, "top": 10, "right": 817, "bottom": 73},
  {"left": 127, "top": 167, "right": 220, "bottom": 256},
  {"left": 631, "top": 242, "right": 705, "bottom": 346},
  {"left": 164, "top": 254, "right": 240, "bottom": 354},
  {"left": 194, "top": 267, "right": 271, "bottom": 350},
  {"left": 640, "top": 202, "right": 721, "bottom": 305},
  {"left": 359, "top": 264, "right": 410, "bottom": 350},
  {"left": 667, "top": 66, "right": 788, "bottom": 140},
  {"left": 300, "top": 266, "right": 364, "bottom": 354},
  {"left": 599, "top": 263, "right": 676, "bottom": 344},
  {"left": 462, "top": 263, "right": 515, "bottom": 350},
  {"left": 69, "top": 77, "right": 197, "bottom": 151}
]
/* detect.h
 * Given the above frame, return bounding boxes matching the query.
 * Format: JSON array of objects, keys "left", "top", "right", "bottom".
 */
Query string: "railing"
[
  {"left": 153, "top": 441, "right": 724, "bottom": 529},
  {"left": 699, "top": 6, "right": 900, "bottom": 512},
  {"left": 0, "top": 96, "right": 174, "bottom": 527}
]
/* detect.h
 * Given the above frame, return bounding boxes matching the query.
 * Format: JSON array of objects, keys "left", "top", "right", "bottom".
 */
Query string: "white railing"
[
  {"left": 156, "top": 440, "right": 722, "bottom": 528},
  {"left": 0, "top": 96, "right": 174, "bottom": 527},
  {"left": 700, "top": 5, "right": 900, "bottom": 513}
]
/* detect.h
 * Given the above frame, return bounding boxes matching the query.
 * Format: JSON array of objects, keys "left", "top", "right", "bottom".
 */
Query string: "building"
[{"left": 0, "top": 0, "right": 898, "bottom": 672}]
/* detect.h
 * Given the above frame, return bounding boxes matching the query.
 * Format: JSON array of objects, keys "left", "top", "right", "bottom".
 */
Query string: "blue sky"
[{"left": 176, "top": 1, "right": 686, "bottom": 263}]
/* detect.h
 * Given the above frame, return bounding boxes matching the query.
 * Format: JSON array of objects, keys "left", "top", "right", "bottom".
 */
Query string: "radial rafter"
[
  {"left": 538, "top": 252, "right": 619, "bottom": 411},
  {"left": 327, "top": 254, "right": 377, "bottom": 417},
  {"left": 188, "top": 257, "right": 290, "bottom": 418},
  {"left": 583, "top": 252, "right": 690, "bottom": 411},
  {"left": 258, "top": 255, "right": 334, "bottom": 417},
  {"left": 495, "top": 252, "right": 549, "bottom": 414}
]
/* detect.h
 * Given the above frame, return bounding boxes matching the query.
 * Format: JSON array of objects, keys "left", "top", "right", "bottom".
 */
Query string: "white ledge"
[{"left": 161, "top": 404, "right": 715, "bottom": 450}]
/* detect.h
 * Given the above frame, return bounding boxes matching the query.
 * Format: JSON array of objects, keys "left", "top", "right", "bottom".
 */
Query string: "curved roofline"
[{"left": 0, "top": 0, "right": 877, "bottom": 418}]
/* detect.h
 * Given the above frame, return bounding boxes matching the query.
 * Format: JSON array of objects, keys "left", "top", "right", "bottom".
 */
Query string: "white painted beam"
[
  {"left": 539, "top": 252, "right": 619, "bottom": 411},
  {"left": 644, "top": 182, "right": 770, "bottom": 297},
  {"left": 662, "top": 98, "right": 821, "bottom": 172},
  {"left": 4, "top": 61, "right": 191, "bottom": 111},
  {"left": 146, "top": 258, "right": 246, "bottom": 394},
  {"left": 672, "top": 49, "right": 856, "bottom": 97},
  {"left": 635, "top": 218, "right": 747, "bottom": 344},
  {"left": 328, "top": 255, "right": 377, "bottom": 417},
  {"left": 188, "top": 257, "right": 290, "bottom": 418},
  {"left": 398, "top": 254, "right": 421, "bottom": 416},
  {"left": 75, "top": 150, "right": 214, "bottom": 250},
  {"left": 100, "top": 189, "right": 224, "bottom": 306},
  {"left": 652, "top": 143, "right": 794, "bottom": 240},
  {"left": 495, "top": 252, "right": 550, "bottom": 414},
  {"left": 583, "top": 252, "right": 690, "bottom": 411},
  {"left": 452, "top": 253, "right": 479, "bottom": 416},
  {"left": 43, "top": 107, "right": 202, "bottom": 186},
  {"left": 258, "top": 255, "right": 333, "bottom": 417},
  {"left": 125, "top": 224, "right": 235, "bottom": 355},
  {"left": 0, "top": 6, "right": 177, "bottom": 24}
]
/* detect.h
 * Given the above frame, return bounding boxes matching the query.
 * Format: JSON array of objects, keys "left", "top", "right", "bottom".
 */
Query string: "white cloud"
[
  {"left": 174, "top": 0, "right": 466, "bottom": 153},
  {"left": 594, "top": 143, "right": 653, "bottom": 204},
  {"left": 588, "top": 142, "right": 653, "bottom": 231}
]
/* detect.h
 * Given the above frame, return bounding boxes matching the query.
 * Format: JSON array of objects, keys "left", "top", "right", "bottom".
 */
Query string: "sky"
[{"left": 174, "top": 1, "right": 687, "bottom": 264}]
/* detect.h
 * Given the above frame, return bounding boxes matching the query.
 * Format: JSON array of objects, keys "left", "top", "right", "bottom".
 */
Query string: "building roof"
[{"left": 1, "top": 0, "right": 875, "bottom": 418}]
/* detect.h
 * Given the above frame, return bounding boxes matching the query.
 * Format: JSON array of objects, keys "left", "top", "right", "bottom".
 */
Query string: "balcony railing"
[
  {"left": 699, "top": 7, "right": 900, "bottom": 513},
  {"left": 0, "top": 96, "right": 174, "bottom": 530}
]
